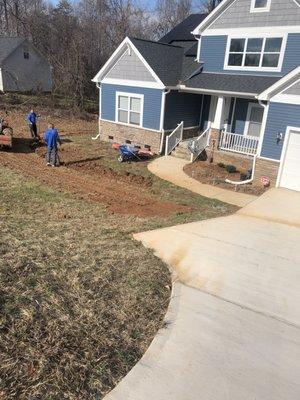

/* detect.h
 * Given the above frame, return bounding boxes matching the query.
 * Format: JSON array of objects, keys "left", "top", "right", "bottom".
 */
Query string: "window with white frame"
[
  {"left": 226, "top": 36, "right": 283, "bottom": 70},
  {"left": 250, "top": 0, "right": 271, "bottom": 12},
  {"left": 116, "top": 93, "right": 143, "bottom": 126}
]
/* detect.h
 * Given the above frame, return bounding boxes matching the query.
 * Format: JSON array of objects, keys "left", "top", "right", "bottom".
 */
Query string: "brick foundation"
[
  {"left": 253, "top": 158, "right": 280, "bottom": 187},
  {"left": 100, "top": 119, "right": 162, "bottom": 154},
  {"left": 210, "top": 150, "right": 253, "bottom": 172}
]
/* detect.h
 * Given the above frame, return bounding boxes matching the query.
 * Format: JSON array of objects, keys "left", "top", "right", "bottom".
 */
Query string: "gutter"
[
  {"left": 159, "top": 88, "right": 171, "bottom": 154},
  {"left": 92, "top": 82, "right": 102, "bottom": 140},
  {"left": 178, "top": 84, "right": 257, "bottom": 98}
]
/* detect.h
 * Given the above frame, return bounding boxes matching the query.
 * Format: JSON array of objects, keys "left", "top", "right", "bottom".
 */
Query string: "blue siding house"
[{"left": 93, "top": 0, "right": 300, "bottom": 191}]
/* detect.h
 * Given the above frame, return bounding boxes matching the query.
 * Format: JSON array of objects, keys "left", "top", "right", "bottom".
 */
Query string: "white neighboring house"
[{"left": 0, "top": 37, "right": 52, "bottom": 93}]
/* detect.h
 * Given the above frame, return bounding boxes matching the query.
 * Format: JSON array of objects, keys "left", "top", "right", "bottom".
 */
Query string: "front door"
[{"left": 244, "top": 103, "right": 264, "bottom": 137}]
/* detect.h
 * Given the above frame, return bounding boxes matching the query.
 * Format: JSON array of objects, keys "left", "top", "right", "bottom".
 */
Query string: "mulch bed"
[{"left": 184, "top": 161, "right": 267, "bottom": 196}]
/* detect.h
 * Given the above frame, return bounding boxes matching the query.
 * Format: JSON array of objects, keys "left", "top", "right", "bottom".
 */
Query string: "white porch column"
[{"left": 211, "top": 96, "right": 225, "bottom": 130}]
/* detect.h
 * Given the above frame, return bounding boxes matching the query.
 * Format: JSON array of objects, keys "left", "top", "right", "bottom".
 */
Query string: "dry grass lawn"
[{"left": 0, "top": 106, "right": 236, "bottom": 399}]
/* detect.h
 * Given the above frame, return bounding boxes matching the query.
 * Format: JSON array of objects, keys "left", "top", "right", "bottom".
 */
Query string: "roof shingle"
[
  {"left": 159, "top": 14, "right": 207, "bottom": 44},
  {"left": 185, "top": 73, "right": 281, "bottom": 95}
]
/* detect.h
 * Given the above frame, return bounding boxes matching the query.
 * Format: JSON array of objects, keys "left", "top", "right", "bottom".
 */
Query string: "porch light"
[{"left": 276, "top": 132, "right": 284, "bottom": 144}]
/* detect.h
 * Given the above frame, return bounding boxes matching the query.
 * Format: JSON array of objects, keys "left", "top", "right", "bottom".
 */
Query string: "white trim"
[
  {"left": 212, "top": 96, "right": 225, "bottom": 129},
  {"left": 208, "top": 95, "right": 217, "bottom": 125},
  {"left": 178, "top": 85, "right": 257, "bottom": 98},
  {"left": 229, "top": 97, "right": 237, "bottom": 132},
  {"left": 193, "top": 0, "right": 300, "bottom": 35},
  {"left": 258, "top": 155, "right": 280, "bottom": 162},
  {"left": 244, "top": 102, "right": 264, "bottom": 137},
  {"left": 258, "top": 66, "right": 300, "bottom": 100},
  {"left": 196, "top": 37, "right": 201, "bottom": 63},
  {"left": 202, "top": 26, "right": 300, "bottom": 37},
  {"left": 100, "top": 118, "right": 161, "bottom": 133},
  {"left": 93, "top": 38, "right": 128, "bottom": 82},
  {"left": 271, "top": 93, "right": 300, "bottom": 105},
  {"left": 276, "top": 125, "right": 300, "bottom": 187},
  {"left": 159, "top": 89, "right": 170, "bottom": 131},
  {"left": 257, "top": 101, "right": 269, "bottom": 157},
  {"left": 115, "top": 91, "right": 144, "bottom": 128},
  {"left": 102, "top": 77, "right": 164, "bottom": 89},
  {"left": 92, "top": 37, "right": 165, "bottom": 87},
  {"left": 223, "top": 34, "right": 287, "bottom": 73},
  {"left": 128, "top": 40, "right": 165, "bottom": 86},
  {"left": 192, "top": 0, "right": 236, "bottom": 35},
  {"left": 0, "top": 68, "right": 3, "bottom": 91},
  {"left": 250, "top": 0, "right": 271, "bottom": 13},
  {"left": 103, "top": 48, "right": 129, "bottom": 80}
]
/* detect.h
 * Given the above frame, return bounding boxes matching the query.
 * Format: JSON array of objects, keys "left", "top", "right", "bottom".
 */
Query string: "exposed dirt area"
[
  {"left": 184, "top": 161, "right": 266, "bottom": 196},
  {"left": 0, "top": 137, "right": 191, "bottom": 217},
  {"left": 0, "top": 167, "right": 172, "bottom": 400}
]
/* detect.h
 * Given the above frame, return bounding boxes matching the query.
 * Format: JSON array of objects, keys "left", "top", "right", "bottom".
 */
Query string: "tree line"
[{"left": 0, "top": 0, "right": 222, "bottom": 109}]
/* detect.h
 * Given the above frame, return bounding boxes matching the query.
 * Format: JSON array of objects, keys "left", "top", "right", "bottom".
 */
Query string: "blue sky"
[{"left": 49, "top": 0, "right": 205, "bottom": 12}]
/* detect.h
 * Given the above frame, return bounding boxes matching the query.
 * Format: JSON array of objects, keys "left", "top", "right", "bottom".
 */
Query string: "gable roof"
[
  {"left": 258, "top": 66, "right": 300, "bottom": 100},
  {"left": 129, "top": 38, "right": 184, "bottom": 86},
  {"left": 0, "top": 37, "right": 25, "bottom": 64},
  {"left": 159, "top": 14, "right": 207, "bottom": 44}
]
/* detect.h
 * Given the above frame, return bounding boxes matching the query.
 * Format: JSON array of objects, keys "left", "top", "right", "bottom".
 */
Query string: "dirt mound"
[
  {"left": 36, "top": 145, "right": 153, "bottom": 188},
  {"left": 1, "top": 139, "right": 192, "bottom": 218}
]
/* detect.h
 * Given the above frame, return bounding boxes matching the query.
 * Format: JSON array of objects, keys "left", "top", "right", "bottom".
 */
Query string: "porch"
[{"left": 165, "top": 93, "right": 265, "bottom": 160}]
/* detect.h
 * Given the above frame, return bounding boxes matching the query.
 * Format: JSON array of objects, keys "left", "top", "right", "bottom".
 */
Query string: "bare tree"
[
  {"left": 154, "top": 0, "right": 192, "bottom": 38},
  {"left": 201, "top": 0, "right": 223, "bottom": 13}
]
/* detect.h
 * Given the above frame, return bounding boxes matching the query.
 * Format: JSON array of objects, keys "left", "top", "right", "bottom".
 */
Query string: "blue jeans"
[{"left": 46, "top": 146, "right": 60, "bottom": 166}]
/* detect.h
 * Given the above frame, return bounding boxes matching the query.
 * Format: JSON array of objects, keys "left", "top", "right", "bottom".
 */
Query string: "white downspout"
[
  {"left": 225, "top": 155, "right": 257, "bottom": 187},
  {"left": 196, "top": 36, "right": 201, "bottom": 62},
  {"left": 92, "top": 82, "right": 102, "bottom": 140},
  {"left": 159, "top": 88, "right": 171, "bottom": 154}
]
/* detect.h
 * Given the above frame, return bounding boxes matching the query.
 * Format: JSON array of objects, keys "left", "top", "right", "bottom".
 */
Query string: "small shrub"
[
  {"left": 217, "top": 162, "right": 225, "bottom": 168},
  {"left": 226, "top": 164, "right": 237, "bottom": 173}
]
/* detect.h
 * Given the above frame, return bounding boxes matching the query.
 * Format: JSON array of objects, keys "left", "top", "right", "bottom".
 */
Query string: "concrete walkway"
[
  {"left": 105, "top": 188, "right": 300, "bottom": 400},
  {"left": 149, "top": 155, "right": 257, "bottom": 207}
]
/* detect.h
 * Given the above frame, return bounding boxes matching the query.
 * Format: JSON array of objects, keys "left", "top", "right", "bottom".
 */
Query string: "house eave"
[{"left": 178, "top": 84, "right": 257, "bottom": 98}]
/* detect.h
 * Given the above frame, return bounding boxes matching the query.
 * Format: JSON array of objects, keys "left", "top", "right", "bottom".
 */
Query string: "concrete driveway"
[{"left": 105, "top": 188, "right": 300, "bottom": 400}]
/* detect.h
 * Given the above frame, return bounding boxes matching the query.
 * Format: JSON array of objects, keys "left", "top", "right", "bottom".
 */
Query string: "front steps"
[{"left": 170, "top": 139, "right": 191, "bottom": 161}]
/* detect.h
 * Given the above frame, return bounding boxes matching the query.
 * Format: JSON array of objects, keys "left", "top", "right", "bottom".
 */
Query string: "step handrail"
[
  {"left": 165, "top": 121, "right": 184, "bottom": 156},
  {"left": 188, "top": 125, "right": 211, "bottom": 162}
]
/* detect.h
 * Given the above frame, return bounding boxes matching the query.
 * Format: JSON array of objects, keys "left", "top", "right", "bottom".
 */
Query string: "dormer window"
[
  {"left": 250, "top": 0, "right": 271, "bottom": 12},
  {"left": 23, "top": 44, "right": 29, "bottom": 59},
  {"left": 224, "top": 35, "right": 286, "bottom": 72}
]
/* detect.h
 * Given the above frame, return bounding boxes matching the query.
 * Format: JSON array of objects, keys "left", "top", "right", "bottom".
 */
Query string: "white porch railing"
[
  {"left": 165, "top": 121, "right": 184, "bottom": 156},
  {"left": 188, "top": 126, "right": 211, "bottom": 162},
  {"left": 219, "top": 131, "right": 259, "bottom": 156}
]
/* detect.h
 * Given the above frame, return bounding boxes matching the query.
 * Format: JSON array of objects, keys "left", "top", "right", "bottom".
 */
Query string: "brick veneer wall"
[
  {"left": 100, "top": 120, "right": 162, "bottom": 154},
  {"left": 211, "top": 150, "right": 253, "bottom": 172},
  {"left": 253, "top": 158, "right": 280, "bottom": 187}
]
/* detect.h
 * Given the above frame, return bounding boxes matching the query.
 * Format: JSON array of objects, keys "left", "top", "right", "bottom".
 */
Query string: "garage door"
[{"left": 279, "top": 129, "right": 300, "bottom": 191}]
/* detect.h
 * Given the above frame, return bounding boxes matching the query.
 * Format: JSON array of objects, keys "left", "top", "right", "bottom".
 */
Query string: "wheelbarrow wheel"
[{"left": 118, "top": 155, "right": 124, "bottom": 163}]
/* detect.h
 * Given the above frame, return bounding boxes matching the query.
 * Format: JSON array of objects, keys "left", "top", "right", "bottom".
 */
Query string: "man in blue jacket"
[
  {"left": 27, "top": 109, "right": 39, "bottom": 139},
  {"left": 44, "top": 123, "right": 62, "bottom": 167}
]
